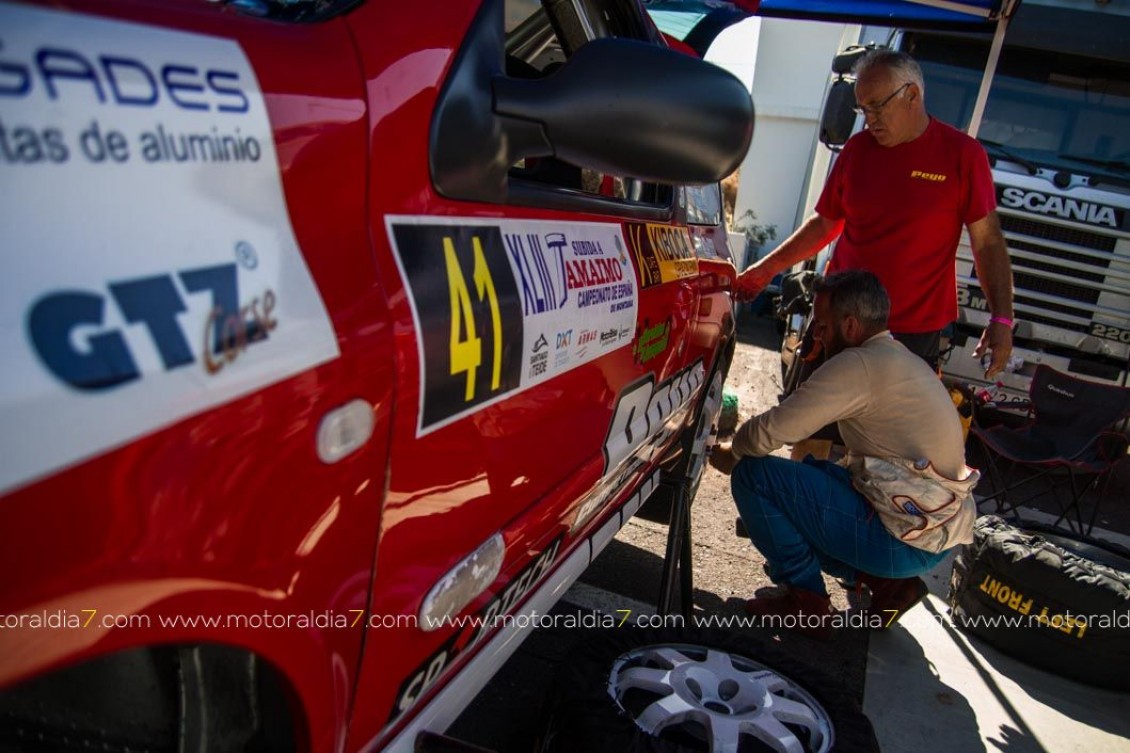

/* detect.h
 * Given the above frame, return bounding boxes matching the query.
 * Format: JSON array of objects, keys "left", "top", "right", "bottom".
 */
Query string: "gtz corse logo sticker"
[{"left": 27, "top": 259, "right": 276, "bottom": 391}]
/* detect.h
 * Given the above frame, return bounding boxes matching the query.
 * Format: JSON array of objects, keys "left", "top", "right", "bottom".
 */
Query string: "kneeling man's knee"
[{"left": 731, "top": 455, "right": 774, "bottom": 498}]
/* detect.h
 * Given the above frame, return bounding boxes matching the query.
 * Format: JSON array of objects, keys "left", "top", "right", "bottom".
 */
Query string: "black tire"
[
  {"left": 0, "top": 645, "right": 294, "bottom": 753},
  {"left": 540, "top": 627, "right": 879, "bottom": 753},
  {"left": 948, "top": 515, "right": 1130, "bottom": 690},
  {"left": 779, "top": 326, "right": 803, "bottom": 388}
]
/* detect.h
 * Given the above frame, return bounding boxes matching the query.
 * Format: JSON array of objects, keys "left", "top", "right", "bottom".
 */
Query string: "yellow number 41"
[{"left": 444, "top": 237, "right": 502, "bottom": 402}]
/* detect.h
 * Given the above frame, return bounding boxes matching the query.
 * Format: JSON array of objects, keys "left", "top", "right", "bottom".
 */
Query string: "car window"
[
  {"left": 686, "top": 183, "right": 723, "bottom": 226},
  {"left": 504, "top": 0, "right": 673, "bottom": 209}
]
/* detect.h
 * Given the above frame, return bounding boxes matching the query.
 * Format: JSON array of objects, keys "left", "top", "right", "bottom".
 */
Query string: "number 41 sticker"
[
  {"left": 390, "top": 222, "right": 524, "bottom": 433},
  {"left": 444, "top": 236, "right": 503, "bottom": 401}
]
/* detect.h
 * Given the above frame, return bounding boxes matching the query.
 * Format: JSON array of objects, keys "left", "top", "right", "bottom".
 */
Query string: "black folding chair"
[{"left": 971, "top": 365, "right": 1130, "bottom": 536}]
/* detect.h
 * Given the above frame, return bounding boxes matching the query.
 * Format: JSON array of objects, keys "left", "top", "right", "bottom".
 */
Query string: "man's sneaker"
[
  {"left": 744, "top": 586, "right": 837, "bottom": 641},
  {"left": 854, "top": 574, "right": 929, "bottom": 628}
]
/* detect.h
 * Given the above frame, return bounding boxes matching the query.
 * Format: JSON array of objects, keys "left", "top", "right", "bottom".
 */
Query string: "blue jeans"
[{"left": 732, "top": 455, "right": 949, "bottom": 596}]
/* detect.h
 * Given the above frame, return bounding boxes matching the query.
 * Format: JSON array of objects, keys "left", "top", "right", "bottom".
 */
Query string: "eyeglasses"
[{"left": 853, "top": 82, "right": 911, "bottom": 117}]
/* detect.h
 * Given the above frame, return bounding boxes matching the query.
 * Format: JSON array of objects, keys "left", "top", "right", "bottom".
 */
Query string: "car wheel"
[
  {"left": 637, "top": 349, "right": 729, "bottom": 523},
  {"left": 540, "top": 627, "right": 879, "bottom": 753},
  {"left": 949, "top": 515, "right": 1130, "bottom": 690},
  {"left": 683, "top": 367, "right": 725, "bottom": 501}
]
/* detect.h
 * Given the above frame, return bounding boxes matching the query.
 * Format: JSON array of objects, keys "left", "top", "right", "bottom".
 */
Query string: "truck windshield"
[{"left": 904, "top": 31, "right": 1130, "bottom": 185}]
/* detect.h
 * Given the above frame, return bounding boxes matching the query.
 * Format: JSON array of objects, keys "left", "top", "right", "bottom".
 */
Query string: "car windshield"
[{"left": 904, "top": 31, "right": 1130, "bottom": 185}]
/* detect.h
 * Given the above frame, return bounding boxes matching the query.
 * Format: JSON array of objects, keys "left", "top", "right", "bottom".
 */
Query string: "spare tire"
[
  {"left": 539, "top": 626, "right": 879, "bottom": 753},
  {"left": 948, "top": 515, "right": 1130, "bottom": 690}
]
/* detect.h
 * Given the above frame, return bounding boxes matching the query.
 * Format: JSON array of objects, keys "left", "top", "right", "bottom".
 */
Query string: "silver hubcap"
[{"left": 609, "top": 643, "right": 834, "bottom": 753}]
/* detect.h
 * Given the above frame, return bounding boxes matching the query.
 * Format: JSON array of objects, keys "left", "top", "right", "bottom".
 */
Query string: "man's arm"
[
  {"left": 734, "top": 213, "right": 844, "bottom": 301},
  {"left": 968, "top": 210, "right": 1014, "bottom": 380},
  {"left": 710, "top": 350, "right": 869, "bottom": 474},
  {"left": 732, "top": 351, "right": 869, "bottom": 456}
]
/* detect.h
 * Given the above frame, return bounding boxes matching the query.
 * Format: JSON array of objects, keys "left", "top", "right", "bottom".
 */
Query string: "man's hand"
[
  {"left": 973, "top": 321, "right": 1014, "bottom": 380},
  {"left": 709, "top": 441, "right": 739, "bottom": 476},
  {"left": 968, "top": 212, "right": 1014, "bottom": 381},
  {"left": 734, "top": 265, "right": 775, "bottom": 303}
]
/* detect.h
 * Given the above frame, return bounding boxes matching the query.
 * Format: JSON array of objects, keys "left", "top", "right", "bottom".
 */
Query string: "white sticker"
[
  {"left": 0, "top": 4, "right": 340, "bottom": 494},
  {"left": 387, "top": 216, "right": 638, "bottom": 436}
]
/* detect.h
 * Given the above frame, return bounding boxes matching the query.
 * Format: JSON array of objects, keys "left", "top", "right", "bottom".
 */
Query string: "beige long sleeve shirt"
[{"left": 732, "top": 332, "right": 966, "bottom": 479}]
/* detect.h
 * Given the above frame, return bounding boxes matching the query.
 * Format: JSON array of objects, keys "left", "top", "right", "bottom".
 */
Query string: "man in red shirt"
[{"left": 737, "top": 49, "right": 1014, "bottom": 377}]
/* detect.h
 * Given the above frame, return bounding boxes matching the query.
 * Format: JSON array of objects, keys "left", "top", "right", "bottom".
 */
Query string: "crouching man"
[{"left": 711, "top": 270, "right": 978, "bottom": 639}]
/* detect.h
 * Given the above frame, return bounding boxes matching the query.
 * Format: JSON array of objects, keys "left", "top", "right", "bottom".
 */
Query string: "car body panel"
[{"left": 0, "top": 1, "right": 743, "bottom": 750}]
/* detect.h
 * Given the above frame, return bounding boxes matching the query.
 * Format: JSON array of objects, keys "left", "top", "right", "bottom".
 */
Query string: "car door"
[
  {"left": 0, "top": 2, "right": 394, "bottom": 750},
  {"left": 344, "top": 0, "right": 725, "bottom": 746}
]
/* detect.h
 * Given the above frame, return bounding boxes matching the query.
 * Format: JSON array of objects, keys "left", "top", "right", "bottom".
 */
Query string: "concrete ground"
[{"left": 867, "top": 533, "right": 1130, "bottom": 753}]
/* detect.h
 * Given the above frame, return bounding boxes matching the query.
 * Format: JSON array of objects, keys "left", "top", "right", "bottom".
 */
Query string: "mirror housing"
[
  {"left": 819, "top": 44, "right": 883, "bottom": 150},
  {"left": 430, "top": 2, "right": 753, "bottom": 204},
  {"left": 819, "top": 79, "right": 857, "bottom": 149},
  {"left": 494, "top": 39, "right": 753, "bottom": 185}
]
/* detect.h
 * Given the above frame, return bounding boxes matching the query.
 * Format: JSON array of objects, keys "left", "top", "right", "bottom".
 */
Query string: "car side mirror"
[
  {"left": 494, "top": 39, "right": 753, "bottom": 185},
  {"left": 430, "top": 1, "right": 754, "bottom": 204}
]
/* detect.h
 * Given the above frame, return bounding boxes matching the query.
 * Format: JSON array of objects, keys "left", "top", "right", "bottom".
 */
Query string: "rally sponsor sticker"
[
  {"left": 625, "top": 221, "right": 698, "bottom": 288},
  {"left": 0, "top": 5, "right": 339, "bottom": 494},
  {"left": 387, "top": 217, "right": 638, "bottom": 436}
]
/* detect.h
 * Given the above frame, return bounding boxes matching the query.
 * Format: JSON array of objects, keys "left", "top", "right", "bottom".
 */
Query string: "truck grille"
[
  {"left": 999, "top": 215, "right": 1117, "bottom": 253},
  {"left": 1008, "top": 239, "right": 1107, "bottom": 285},
  {"left": 1014, "top": 294, "right": 1090, "bottom": 332},
  {"left": 995, "top": 214, "right": 1121, "bottom": 334}
]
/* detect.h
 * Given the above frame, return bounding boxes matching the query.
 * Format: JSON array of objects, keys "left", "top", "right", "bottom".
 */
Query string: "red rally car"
[{"left": 0, "top": 0, "right": 752, "bottom": 750}]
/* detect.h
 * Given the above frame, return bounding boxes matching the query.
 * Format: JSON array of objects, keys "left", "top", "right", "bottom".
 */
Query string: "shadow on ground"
[
  {"left": 579, "top": 535, "right": 870, "bottom": 691},
  {"left": 735, "top": 311, "right": 785, "bottom": 351},
  {"left": 865, "top": 599, "right": 991, "bottom": 753},
  {"left": 450, "top": 533, "right": 874, "bottom": 753}
]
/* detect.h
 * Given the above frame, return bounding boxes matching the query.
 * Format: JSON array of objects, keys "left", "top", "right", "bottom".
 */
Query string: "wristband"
[{"left": 989, "top": 316, "right": 1013, "bottom": 328}]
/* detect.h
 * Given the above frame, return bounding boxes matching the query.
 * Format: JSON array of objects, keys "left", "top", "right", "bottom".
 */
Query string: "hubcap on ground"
[{"left": 609, "top": 643, "right": 834, "bottom": 753}]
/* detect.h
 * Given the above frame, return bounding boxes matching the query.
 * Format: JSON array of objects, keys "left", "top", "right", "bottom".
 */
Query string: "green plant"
[{"left": 732, "top": 209, "right": 777, "bottom": 250}]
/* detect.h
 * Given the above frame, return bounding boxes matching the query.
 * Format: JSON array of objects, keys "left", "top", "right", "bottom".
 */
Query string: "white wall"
[
  {"left": 705, "top": 17, "right": 761, "bottom": 92},
  {"left": 707, "top": 19, "right": 860, "bottom": 266}
]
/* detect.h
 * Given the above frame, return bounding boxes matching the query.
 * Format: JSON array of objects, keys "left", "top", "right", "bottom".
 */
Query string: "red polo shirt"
[{"left": 817, "top": 118, "right": 997, "bottom": 333}]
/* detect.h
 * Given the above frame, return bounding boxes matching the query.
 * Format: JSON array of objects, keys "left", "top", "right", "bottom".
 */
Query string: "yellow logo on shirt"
[{"left": 910, "top": 170, "right": 947, "bottom": 182}]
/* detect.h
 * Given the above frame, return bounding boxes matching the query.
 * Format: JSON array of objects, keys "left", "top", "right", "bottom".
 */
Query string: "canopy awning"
[
  {"left": 752, "top": 0, "right": 1004, "bottom": 26},
  {"left": 648, "top": 0, "right": 1020, "bottom": 138},
  {"left": 648, "top": 0, "right": 1013, "bottom": 53}
]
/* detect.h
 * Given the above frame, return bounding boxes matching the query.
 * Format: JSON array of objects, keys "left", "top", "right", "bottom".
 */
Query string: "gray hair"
[
  {"left": 854, "top": 49, "right": 925, "bottom": 94},
  {"left": 813, "top": 270, "right": 890, "bottom": 329}
]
